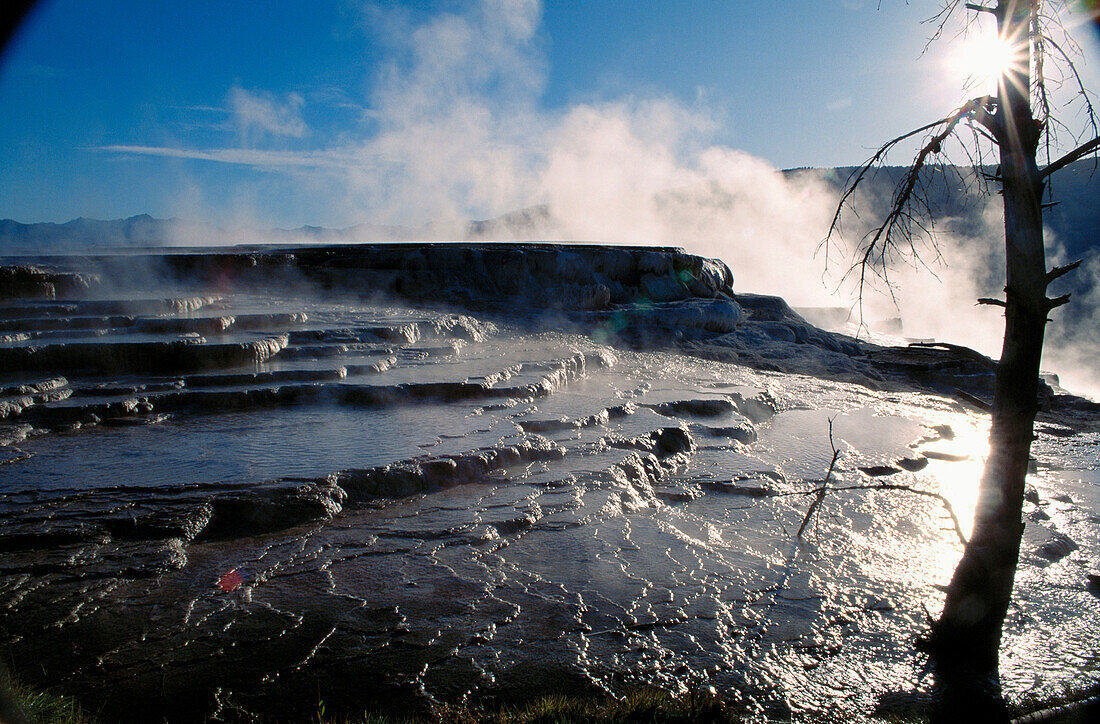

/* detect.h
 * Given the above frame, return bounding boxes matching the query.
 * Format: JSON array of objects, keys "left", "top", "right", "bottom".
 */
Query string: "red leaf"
[{"left": 217, "top": 568, "right": 244, "bottom": 592}]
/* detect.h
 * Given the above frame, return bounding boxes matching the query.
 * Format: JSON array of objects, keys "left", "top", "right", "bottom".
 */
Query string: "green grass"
[
  {"left": 1, "top": 678, "right": 91, "bottom": 724},
  {"left": 483, "top": 687, "right": 738, "bottom": 724},
  {"left": 341, "top": 688, "right": 743, "bottom": 724},
  {"left": 336, "top": 682, "right": 1100, "bottom": 724},
  {"left": 1006, "top": 681, "right": 1100, "bottom": 720},
  {"left": 4, "top": 678, "right": 1098, "bottom": 723}
]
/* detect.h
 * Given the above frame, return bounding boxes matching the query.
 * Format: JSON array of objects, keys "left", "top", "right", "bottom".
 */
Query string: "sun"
[{"left": 946, "top": 29, "right": 1022, "bottom": 91}]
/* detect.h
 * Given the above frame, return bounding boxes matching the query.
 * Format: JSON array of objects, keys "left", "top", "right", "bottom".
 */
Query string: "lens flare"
[{"left": 946, "top": 29, "right": 1023, "bottom": 91}]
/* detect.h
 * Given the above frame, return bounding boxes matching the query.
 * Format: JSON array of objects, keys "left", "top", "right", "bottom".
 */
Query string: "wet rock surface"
[
  {"left": 2, "top": 244, "right": 1099, "bottom": 722},
  {"left": 0, "top": 264, "right": 98, "bottom": 300}
]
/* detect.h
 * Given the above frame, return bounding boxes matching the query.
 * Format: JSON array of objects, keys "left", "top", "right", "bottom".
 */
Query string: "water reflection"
[
  {"left": 2, "top": 294, "right": 1097, "bottom": 719},
  {"left": 921, "top": 413, "right": 990, "bottom": 534}
]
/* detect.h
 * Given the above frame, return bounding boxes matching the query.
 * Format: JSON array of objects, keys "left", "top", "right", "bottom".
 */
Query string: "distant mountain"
[
  {"left": 2, "top": 160, "right": 1095, "bottom": 259},
  {"left": 0, "top": 214, "right": 188, "bottom": 251},
  {"left": 464, "top": 204, "right": 557, "bottom": 240},
  {"left": 1041, "top": 161, "right": 1100, "bottom": 261},
  {"left": 0, "top": 215, "right": 418, "bottom": 253},
  {"left": 792, "top": 159, "right": 1099, "bottom": 262}
]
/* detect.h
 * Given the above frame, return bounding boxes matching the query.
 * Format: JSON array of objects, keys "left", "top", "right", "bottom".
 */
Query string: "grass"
[
  {"left": 1006, "top": 680, "right": 1100, "bottom": 721},
  {"left": 447, "top": 688, "right": 739, "bottom": 724},
  {"left": 315, "top": 682, "right": 1100, "bottom": 724},
  {"left": 331, "top": 688, "right": 743, "bottom": 724},
  {"left": 3, "top": 677, "right": 1099, "bottom": 723},
  {"left": 0, "top": 677, "right": 91, "bottom": 724}
]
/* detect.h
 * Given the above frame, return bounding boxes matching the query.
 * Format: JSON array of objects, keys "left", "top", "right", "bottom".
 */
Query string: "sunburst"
[{"left": 946, "top": 28, "right": 1026, "bottom": 92}]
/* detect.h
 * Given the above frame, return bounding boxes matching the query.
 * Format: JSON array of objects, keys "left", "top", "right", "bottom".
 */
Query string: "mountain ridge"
[{"left": 3, "top": 160, "right": 1095, "bottom": 259}]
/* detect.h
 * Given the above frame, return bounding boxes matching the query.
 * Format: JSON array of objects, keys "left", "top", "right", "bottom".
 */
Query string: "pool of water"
[{"left": 1, "top": 291, "right": 1097, "bottom": 721}]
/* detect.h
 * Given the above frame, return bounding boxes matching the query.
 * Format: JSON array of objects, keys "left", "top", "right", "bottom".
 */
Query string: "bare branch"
[
  {"left": 825, "top": 114, "right": 958, "bottom": 243},
  {"left": 1034, "top": 14, "right": 1054, "bottom": 172},
  {"left": 1040, "top": 136, "right": 1100, "bottom": 179},
  {"left": 1038, "top": 33, "right": 1099, "bottom": 144},
  {"left": 1046, "top": 259, "right": 1082, "bottom": 283},
  {"left": 1046, "top": 294, "right": 1072, "bottom": 310},
  {"left": 797, "top": 419, "right": 840, "bottom": 540},
  {"left": 825, "top": 97, "right": 997, "bottom": 308},
  {"left": 977, "top": 297, "right": 1007, "bottom": 307},
  {"left": 909, "top": 341, "right": 997, "bottom": 369},
  {"left": 921, "top": 0, "right": 969, "bottom": 55},
  {"left": 785, "top": 483, "right": 969, "bottom": 546},
  {"left": 956, "top": 388, "right": 991, "bottom": 411}
]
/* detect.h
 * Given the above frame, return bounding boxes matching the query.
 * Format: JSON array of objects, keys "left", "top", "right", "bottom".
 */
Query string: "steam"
[
  {"left": 108, "top": 0, "right": 1098, "bottom": 398},
  {"left": 327, "top": 0, "right": 848, "bottom": 309},
  {"left": 872, "top": 203, "right": 1100, "bottom": 400},
  {"left": 1041, "top": 240, "right": 1100, "bottom": 398}
]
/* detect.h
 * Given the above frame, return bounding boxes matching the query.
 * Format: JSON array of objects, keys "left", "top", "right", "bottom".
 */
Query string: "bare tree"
[{"left": 827, "top": 1, "right": 1098, "bottom": 720}]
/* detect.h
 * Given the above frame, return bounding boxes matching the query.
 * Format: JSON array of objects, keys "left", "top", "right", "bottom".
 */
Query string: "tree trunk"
[{"left": 926, "top": 2, "right": 1048, "bottom": 721}]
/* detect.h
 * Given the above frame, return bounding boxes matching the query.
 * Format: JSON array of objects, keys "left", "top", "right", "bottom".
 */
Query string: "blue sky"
[{"left": 1, "top": 0, "right": 1098, "bottom": 228}]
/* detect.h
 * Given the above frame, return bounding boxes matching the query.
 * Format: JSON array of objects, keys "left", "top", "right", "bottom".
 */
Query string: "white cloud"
[
  {"left": 227, "top": 86, "right": 308, "bottom": 140},
  {"left": 97, "top": 144, "right": 351, "bottom": 170}
]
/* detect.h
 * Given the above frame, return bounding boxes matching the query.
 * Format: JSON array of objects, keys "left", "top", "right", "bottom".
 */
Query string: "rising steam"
[{"left": 130, "top": 0, "right": 1096, "bottom": 397}]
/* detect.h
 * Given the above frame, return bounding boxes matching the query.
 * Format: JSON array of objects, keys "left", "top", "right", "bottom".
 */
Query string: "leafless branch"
[
  {"left": 785, "top": 482, "right": 969, "bottom": 546},
  {"left": 1046, "top": 293, "right": 1072, "bottom": 309},
  {"left": 1034, "top": 14, "right": 1054, "bottom": 172},
  {"left": 923, "top": 0, "right": 969, "bottom": 53},
  {"left": 977, "top": 297, "right": 1007, "bottom": 307},
  {"left": 797, "top": 419, "right": 840, "bottom": 540},
  {"left": 909, "top": 340, "right": 996, "bottom": 366},
  {"left": 823, "top": 97, "right": 996, "bottom": 313},
  {"left": 1040, "top": 136, "right": 1100, "bottom": 178},
  {"left": 1038, "top": 33, "right": 1100, "bottom": 144},
  {"left": 1046, "top": 259, "right": 1082, "bottom": 283}
]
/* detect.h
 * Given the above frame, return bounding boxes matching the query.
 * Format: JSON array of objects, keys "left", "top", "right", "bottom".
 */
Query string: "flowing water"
[{"left": 1, "top": 285, "right": 1098, "bottom": 722}]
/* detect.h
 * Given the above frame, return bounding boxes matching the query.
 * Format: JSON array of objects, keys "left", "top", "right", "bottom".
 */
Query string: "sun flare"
[{"left": 947, "top": 30, "right": 1022, "bottom": 91}]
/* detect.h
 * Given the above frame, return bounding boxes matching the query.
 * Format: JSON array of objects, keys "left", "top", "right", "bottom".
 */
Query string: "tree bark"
[{"left": 926, "top": 2, "right": 1048, "bottom": 721}]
